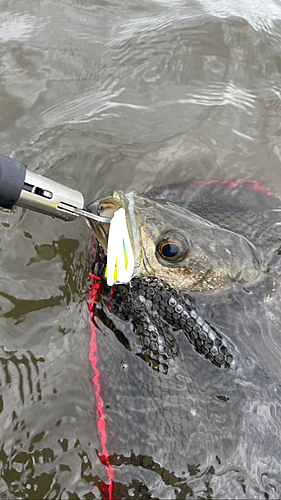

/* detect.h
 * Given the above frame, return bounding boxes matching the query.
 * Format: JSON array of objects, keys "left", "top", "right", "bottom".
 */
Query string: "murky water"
[{"left": 1, "top": 0, "right": 281, "bottom": 498}]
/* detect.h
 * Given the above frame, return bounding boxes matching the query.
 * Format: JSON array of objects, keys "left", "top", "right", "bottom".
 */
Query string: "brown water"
[{"left": 1, "top": 0, "right": 281, "bottom": 498}]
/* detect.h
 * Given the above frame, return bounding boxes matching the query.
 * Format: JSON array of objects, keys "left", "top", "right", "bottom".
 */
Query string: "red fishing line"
[
  {"left": 194, "top": 179, "right": 276, "bottom": 196},
  {"left": 88, "top": 242, "right": 114, "bottom": 500}
]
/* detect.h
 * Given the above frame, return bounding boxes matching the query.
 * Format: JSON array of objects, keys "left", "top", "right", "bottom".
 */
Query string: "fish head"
[{"left": 87, "top": 190, "right": 261, "bottom": 293}]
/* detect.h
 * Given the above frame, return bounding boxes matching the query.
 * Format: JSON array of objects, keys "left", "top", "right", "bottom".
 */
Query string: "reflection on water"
[{"left": 1, "top": 0, "right": 281, "bottom": 497}]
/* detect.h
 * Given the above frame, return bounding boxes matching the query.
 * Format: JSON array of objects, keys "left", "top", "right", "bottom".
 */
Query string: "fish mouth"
[{"left": 86, "top": 191, "right": 142, "bottom": 277}]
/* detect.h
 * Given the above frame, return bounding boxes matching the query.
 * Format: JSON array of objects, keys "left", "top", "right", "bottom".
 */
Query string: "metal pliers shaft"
[{"left": 0, "top": 154, "right": 110, "bottom": 223}]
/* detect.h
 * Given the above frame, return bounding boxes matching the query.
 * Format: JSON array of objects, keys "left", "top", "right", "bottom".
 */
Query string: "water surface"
[{"left": 1, "top": 0, "right": 281, "bottom": 497}]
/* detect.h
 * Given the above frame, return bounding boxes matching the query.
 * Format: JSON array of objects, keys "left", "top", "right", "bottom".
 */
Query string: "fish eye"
[{"left": 156, "top": 232, "right": 188, "bottom": 262}]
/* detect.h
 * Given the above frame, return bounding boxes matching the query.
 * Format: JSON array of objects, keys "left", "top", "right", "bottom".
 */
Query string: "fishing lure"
[{"left": 105, "top": 207, "right": 135, "bottom": 286}]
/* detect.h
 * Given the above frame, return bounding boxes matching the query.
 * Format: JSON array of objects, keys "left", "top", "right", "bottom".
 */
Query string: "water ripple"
[
  {"left": 199, "top": 0, "right": 281, "bottom": 35},
  {"left": 166, "top": 82, "right": 256, "bottom": 111},
  {"left": 0, "top": 13, "right": 39, "bottom": 42}
]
